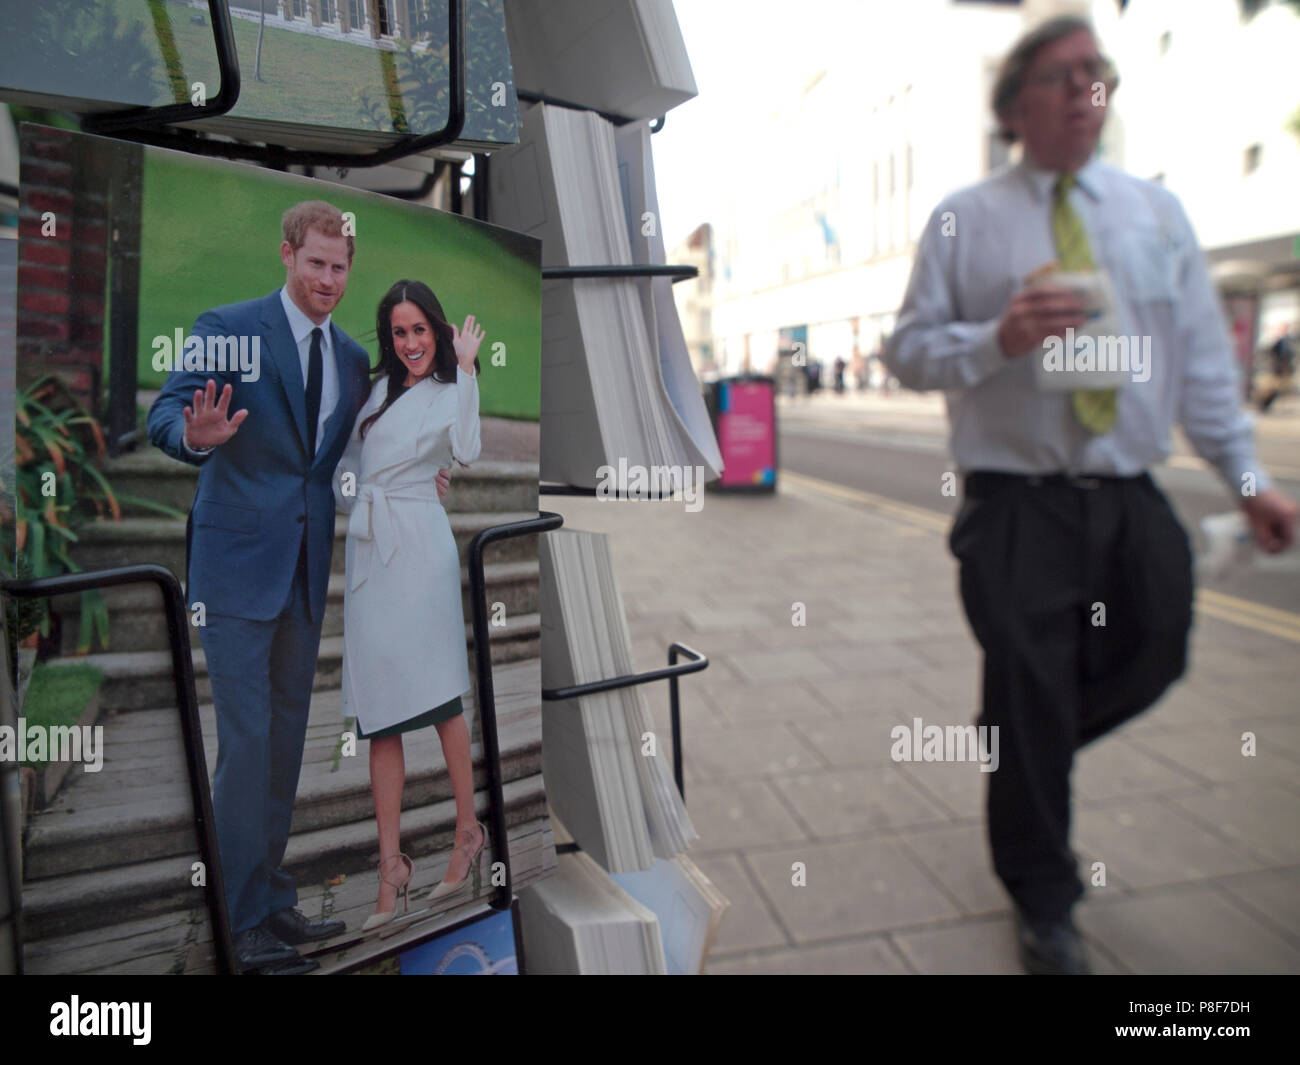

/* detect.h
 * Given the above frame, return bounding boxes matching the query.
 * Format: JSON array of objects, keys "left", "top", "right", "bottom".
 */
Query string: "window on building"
[
  {"left": 349, "top": 0, "right": 365, "bottom": 30},
  {"left": 1243, "top": 143, "right": 1262, "bottom": 175},
  {"left": 289, "top": 0, "right": 306, "bottom": 18},
  {"left": 376, "top": 0, "right": 394, "bottom": 36},
  {"left": 321, "top": 0, "right": 337, "bottom": 22}
]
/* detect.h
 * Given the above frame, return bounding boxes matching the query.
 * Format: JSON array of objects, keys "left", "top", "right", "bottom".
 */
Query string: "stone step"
[
  {"left": 70, "top": 511, "right": 541, "bottom": 579},
  {"left": 19, "top": 819, "right": 557, "bottom": 973},
  {"left": 106, "top": 449, "right": 541, "bottom": 516},
  {"left": 52, "top": 560, "right": 540, "bottom": 656},
  {"left": 23, "top": 666, "right": 542, "bottom": 879},
  {"left": 21, "top": 776, "right": 551, "bottom": 943},
  {"left": 40, "top": 612, "right": 541, "bottom": 713},
  {"left": 21, "top": 659, "right": 546, "bottom": 940}
]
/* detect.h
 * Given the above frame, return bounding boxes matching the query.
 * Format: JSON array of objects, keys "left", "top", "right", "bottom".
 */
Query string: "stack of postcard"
[
  {"left": 517, "top": 849, "right": 666, "bottom": 975},
  {"left": 489, "top": 101, "right": 721, "bottom": 489},
  {"left": 539, "top": 529, "right": 697, "bottom": 873},
  {"left": 610, "top": 855, "right": 729, "bottom": 975},
  {"left": 503, "top": 0, "right": 696, "bottom": 121}
]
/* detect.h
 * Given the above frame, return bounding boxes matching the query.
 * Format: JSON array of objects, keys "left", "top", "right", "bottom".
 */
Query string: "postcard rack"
[
  {"left": 466, "top": 89, "right": 711, "bottom": 882},
  {"left": 4, "top": 28, "right": 712, "bottom": 967}
]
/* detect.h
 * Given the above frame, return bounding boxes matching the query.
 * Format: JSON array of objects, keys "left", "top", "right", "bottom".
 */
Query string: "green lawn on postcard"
[
  {"left": 136, "top": 148, "right": 540, "bottom": 420},
  {"left": 20, "top": 664, "right": 103, "bottom": 766}
]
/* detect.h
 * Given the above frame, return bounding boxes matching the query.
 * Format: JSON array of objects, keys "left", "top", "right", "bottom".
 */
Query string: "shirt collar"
[
  {"left": 1016, "top": 152, "right": 1104, "bottom": 203},
  {"left": 279, "top": 286, "right": 331, "bottom": 347}
]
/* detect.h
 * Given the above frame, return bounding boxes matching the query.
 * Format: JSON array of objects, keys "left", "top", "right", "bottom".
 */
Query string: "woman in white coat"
[{"left": 333, "top": 279, "right": 487, "bottom": 932}]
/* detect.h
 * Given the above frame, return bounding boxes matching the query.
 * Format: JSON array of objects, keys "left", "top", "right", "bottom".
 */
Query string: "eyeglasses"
[{"left": 1027, "top": 57, "right": 1117, "bottom": 91}]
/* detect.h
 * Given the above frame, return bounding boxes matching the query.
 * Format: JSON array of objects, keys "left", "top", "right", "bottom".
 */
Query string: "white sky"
[{"left": 650, "top": 0, "right": 934, "bottom": 251}]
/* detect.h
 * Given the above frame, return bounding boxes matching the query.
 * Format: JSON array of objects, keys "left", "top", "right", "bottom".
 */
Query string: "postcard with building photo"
[
  {"left": 12, "top": 122, "right": 550, "bottom": 974},
  {"left": 0, "top": 0, "right": 518, "bottom": 151}
]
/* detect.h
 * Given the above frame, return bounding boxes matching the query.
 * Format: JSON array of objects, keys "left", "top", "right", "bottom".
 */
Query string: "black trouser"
[{"left": 949, "top": 471, "right": 1194, "bottom": 923}]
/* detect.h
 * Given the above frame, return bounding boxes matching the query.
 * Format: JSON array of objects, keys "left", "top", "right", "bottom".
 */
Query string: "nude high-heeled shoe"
[
  {"left": 362, "top": 853, "right": 413, "bottom": 933},
  {"left": 425, "top": 821, "right": 487, "bottom": 904}
]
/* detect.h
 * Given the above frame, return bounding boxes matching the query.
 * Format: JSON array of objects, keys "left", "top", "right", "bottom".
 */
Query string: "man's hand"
[
  {"left": 183, "top": 379, "right": 248, "bottom": 450},
  {"left": 436, "top": 468, "right": 451, "bottom": 503},
  {"left": 996, "top": 285, "right": 1087, "bottom": 359},
  {"left": 1241, "top": 489, "right": 1297, "bottom": 552}
]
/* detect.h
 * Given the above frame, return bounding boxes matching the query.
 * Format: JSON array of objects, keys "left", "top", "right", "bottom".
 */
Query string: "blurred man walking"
[{"left": 885, "top": 15, "right": 1294, "bottom": 974}]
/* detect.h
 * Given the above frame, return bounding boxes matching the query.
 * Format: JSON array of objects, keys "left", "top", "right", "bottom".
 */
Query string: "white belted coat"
[{"left": 334, "top": 367, "right": 481, "bottom": 734}]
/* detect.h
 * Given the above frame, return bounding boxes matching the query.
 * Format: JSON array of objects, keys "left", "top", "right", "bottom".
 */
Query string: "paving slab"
[
  {"left": 744, "top": 836, "right": 962, "bottom": 942},
  {"left": 772, "top": 764, "right": 952, "bottom": 837},
  {"left": 681, "top": 779, "right": 810, "bottom": 852},
  {"left": 690, "top": 853, "right": 789, "bottom": 956},
  {"left": 1074, "top": 797, "right": 1272, "bottom": 890},
  {"left": 1213, "top": 866, "right": 1300, "bottom": 943},
  {"left": 705, "top": 936, "right": 911, "bottom": 975},
  {"left": 1165, "top": 782, "right": 1300, "bottom": 866},
  {"left": 1074, "top": 885, "right": 1300, "bottom": 975}
]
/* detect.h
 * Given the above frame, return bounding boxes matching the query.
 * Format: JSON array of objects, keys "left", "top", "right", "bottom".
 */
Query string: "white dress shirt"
[
  {"left": 885, "top": 156, "right": 1269, "bottom": 493},
  {"left": 183, "top": 287, "right": 341, "bottom": 458},
  {"left": 279, "top": 285, "right": 339, "bottom": 455}
]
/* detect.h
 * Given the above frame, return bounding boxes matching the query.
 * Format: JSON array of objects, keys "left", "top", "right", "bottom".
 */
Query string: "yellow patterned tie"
[{"left": 1053, "top": 174, "right": 1117, "bottom": 434}]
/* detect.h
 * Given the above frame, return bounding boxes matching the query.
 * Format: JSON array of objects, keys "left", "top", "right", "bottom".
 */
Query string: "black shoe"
[
  {"left": 234, "top": 924, "right": 302, "bottom": 971},
  {"left": 1014, "top": 909, "right": 1090, "bottom": 975},
  {"left": 266, "top": 907, "right": 347, "bottom": 945}
]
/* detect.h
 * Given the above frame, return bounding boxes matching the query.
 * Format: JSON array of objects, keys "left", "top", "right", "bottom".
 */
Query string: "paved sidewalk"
[{"left": 551, "top": 477, "right": 1300, "bottom": 975}]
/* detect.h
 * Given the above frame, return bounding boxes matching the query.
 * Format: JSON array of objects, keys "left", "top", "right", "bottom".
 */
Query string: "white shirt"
[
  {"left": 884, "top": 156, "right": 1270, "bottom": 493},
  {"left": 279, "top": 285, "right": 339, "bottom": 455},
  {"left": 183, "top": 287, "right": 342, "bottom": 458}
]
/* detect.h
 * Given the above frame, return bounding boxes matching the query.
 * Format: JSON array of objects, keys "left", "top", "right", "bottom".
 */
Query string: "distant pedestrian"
[
  {"left": 885, "top": 15, "right": 1295, "bottom": 974},
  {"left": 1257, "top": 325, "right": 1296, "bottom": 413}
]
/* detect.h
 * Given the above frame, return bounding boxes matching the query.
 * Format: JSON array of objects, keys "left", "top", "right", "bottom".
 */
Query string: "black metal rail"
[
  {"left": 542, "top": 643, "right": 707, "bottom": 804},
  {"left": 82, "top": 0, "right": 467, "bottom": 172},
  {"left": 1, "top": 565, "right": 236, "bottom": 975},
  {"left": 81, "top": 0, "right": 241, "bottom": 134},
  {"left": 465, "top": 511, "right": 564, "bottom": 911}
]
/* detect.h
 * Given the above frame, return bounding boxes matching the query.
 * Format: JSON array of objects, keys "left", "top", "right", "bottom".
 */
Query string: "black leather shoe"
[
  {"left": 234, "top": 924, "right": 301, "bottom": 971},
  {"left": 1014, "top": 909, "right": 1090, "bottom": 974},
  {"left": 266, "top": 907, "right": 347, "bottom": 945}
]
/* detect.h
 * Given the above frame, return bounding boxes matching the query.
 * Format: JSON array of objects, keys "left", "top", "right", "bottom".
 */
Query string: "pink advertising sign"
[{"left": 717, "top": 379, "right": 775, "bottom": 488}]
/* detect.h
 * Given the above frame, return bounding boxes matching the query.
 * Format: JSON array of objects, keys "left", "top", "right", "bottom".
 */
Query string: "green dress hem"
[{"left": 356, "top": 694, "right": 464, "bottom": 740}]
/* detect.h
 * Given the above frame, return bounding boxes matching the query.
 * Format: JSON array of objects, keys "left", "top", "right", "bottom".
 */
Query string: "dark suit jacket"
[{"left": 147, "top": 290, "right": 371, "bottom": 622}]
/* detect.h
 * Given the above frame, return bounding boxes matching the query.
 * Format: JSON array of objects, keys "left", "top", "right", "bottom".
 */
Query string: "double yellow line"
[
  {"left": 1196, "top": 589, "right": 1300, "bottom": 643},
  {"left": 782, "top": 470, "right": 1300, "bottom": 644}
]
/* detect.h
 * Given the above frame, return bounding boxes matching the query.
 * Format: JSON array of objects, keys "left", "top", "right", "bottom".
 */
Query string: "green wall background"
[{"left": 136, "top": 148, "right": 539, "bottom": 420}]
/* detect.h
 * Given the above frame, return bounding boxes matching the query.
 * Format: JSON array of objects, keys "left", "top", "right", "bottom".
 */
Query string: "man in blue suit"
[{"left": 148, "top": 201, "right": 447, "bottom": 973}]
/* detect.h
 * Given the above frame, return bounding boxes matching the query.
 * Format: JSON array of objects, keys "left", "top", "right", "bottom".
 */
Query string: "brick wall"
[{"left": 16, "top": 126, "right": 110, "bottom": 414}]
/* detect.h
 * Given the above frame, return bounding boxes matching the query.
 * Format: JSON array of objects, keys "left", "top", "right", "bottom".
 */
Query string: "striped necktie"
[{"left": 1053, "top": 173, "right": 1117, "bottom": 434}]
